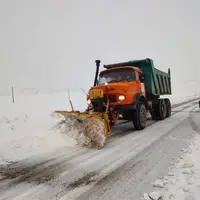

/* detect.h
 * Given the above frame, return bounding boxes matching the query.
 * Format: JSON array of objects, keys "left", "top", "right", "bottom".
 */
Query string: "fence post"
[{"left": 12, "top": 86, "right": 14, "bottom": 103}]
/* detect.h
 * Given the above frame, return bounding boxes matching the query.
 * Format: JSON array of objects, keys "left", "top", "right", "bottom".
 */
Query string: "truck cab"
[{"left": 87, "top": 66, "right": 146, "bottom": 108}]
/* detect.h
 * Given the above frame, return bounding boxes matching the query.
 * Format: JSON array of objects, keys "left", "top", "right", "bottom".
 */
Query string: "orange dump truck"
[
  {"left": 55, "top": 58, "right": 172, "bottom": 148},
  {"left": 86, "top": 58, "right": 172, "bottom": 130}
]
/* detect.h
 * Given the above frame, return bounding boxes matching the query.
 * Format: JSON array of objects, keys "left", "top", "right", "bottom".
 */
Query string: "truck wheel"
[
  {"left": 133, "top": 101, "right": 147, "bottom": 130},
  {"left": 165, "top": 98, "right": 171, "bottom": 117},
  {"left": 158, "top": 99, "right": 167, "bottom": 120}
]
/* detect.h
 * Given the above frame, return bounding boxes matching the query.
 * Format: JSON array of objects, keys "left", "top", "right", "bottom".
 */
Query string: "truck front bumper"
[{"left": 112, "top": 103, "right": 136, "bottom": 112}]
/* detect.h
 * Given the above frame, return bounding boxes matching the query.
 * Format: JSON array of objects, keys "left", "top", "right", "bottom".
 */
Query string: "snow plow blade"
[{"left": 54, "top": 110, "right": 111, "bottom": 148}]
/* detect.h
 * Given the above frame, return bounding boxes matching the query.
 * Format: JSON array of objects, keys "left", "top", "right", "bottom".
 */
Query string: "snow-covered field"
[
  {"left": 0, "top": 91, "right": 199, "bottom": 165},
  {"left": 0, "top": 91, "right": 88, "bottom": 165}
]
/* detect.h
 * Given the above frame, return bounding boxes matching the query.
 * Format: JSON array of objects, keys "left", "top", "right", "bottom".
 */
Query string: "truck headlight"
[
  {"left": 87, "top": 99, "right": 91, "bottom": 105},
  {"left": 118, "top": 95, "right": 125, "bottom": 101}
]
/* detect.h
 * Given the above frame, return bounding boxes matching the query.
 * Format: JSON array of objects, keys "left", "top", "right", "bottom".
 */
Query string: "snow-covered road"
[{"left": 0, "top": 99, "right": 199, "bottom": 200}]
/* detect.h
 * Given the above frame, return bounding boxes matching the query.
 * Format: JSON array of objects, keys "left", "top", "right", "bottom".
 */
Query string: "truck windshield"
[{"left": 98, "top": 68, "right": 135, "bottom": 85}]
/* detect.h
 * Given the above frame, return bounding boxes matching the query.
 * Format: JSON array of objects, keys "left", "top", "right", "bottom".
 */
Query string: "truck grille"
[{"left": 104, "top": 94, "right": 117, "bottom": 102}]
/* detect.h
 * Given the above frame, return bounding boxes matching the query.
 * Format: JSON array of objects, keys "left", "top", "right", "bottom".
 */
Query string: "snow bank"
[{"left": 142, "top": 133, "right": 200, "bottom": 200}]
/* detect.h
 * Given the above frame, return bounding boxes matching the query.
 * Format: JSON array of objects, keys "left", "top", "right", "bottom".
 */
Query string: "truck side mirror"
[{"left": 139, "top": 73, "right": 145, "bottom": 83}]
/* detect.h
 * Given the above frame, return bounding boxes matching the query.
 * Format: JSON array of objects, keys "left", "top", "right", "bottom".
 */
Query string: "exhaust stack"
[{"left": 94, "top": 60, "right": 101, "bottom": 87}]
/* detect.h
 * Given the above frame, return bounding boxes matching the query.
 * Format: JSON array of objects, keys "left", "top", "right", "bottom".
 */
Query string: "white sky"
[{"left": 0, "top": 0, "right": 200, "bottom": 97}]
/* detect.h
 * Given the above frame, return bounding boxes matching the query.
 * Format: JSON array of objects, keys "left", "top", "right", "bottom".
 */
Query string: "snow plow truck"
[{"left": 55, "top": 58, "right": 172, "bottom": 148}]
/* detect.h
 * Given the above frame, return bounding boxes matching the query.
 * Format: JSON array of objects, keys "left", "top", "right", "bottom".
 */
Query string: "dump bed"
[{"left": 104, "top": 58, "right": 171, "bottom": 96}]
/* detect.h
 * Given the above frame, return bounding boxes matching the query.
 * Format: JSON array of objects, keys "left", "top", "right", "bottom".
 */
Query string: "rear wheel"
[
  {"left": 158, "top": 99, "right": 167, "bottom": 120},
  {"left": 165, "top": 98, "right": 171, "bottom": 118},
  {"left": 133, "top": 101, "right": 147, "bottom": 130}
]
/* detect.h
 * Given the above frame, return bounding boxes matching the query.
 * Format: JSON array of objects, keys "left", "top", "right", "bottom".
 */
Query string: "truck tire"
[
  {"left": 165, "top": 98, "right": 171, "bottom": 117},
  {"left": 133, "top": 101, "right": 147, "bottom": 130},
  {"left": 158, "top": 99, "right": 167, "bottom": 120}
]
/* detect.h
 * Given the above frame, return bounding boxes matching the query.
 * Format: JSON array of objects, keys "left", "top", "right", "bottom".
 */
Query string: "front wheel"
[{"left": 133, "top": 101, "right": 147, "bottom": 130}]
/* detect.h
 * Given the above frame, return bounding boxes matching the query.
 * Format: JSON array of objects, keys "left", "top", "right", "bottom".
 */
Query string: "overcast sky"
[{"left": 0, "top": 0, "right": 200, "bottom": 98}]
